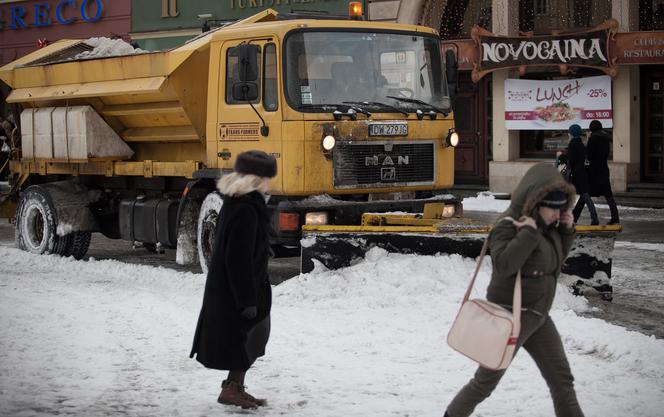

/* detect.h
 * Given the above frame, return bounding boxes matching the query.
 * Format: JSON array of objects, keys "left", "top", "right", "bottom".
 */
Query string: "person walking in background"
[
  {"left": 567, "top": 124, "right": 599, "bottom": 225},
  {"left": 190, "top": 150, "right": 277, "bottom": 409},
  {"left": 445, "top": 163, "right": 584, "bottom": 417},
  {"left": 0, "top": 117, "right": 10, "bottom": 181},
  {"left": 587, "top": 120, "right": 619, "bottom": 224}
]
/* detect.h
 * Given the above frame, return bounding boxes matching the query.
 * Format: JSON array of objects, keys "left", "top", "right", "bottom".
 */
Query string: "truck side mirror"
[
  {"left": 237, "top": 44, "right": 260, "bottom": 82},
  {"left": 445, "top": 49, "right": 458, "bottom": 101},
  {"left": 232, "top": 82, "right": 259, "bottom": 101}
]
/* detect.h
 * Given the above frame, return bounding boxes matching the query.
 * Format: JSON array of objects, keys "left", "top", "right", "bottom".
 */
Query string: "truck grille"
[{"left": 333, "top": 141, "right": 435, "bottom": 188}]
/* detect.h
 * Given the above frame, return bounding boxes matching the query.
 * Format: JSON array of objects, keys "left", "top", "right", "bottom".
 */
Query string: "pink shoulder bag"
[{"left": 447, "top": 224, "right": 522, "bottom": 371}]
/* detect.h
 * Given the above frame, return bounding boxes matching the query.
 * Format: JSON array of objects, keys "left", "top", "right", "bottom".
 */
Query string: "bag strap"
[{"left": 461, "top": 217, "right": 522, "bottom": 339}]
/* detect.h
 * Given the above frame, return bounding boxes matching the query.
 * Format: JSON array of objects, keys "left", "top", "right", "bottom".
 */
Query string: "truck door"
[{"left": 217, "top": 40, "right": 283, "bottom": 191}]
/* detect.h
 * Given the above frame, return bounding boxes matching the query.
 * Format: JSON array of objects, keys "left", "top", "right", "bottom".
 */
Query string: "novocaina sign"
[
  {"left": 470, "top": 19, "right": 619, "bottom": 82},
  {"left": 481, "top": 33, "right": 607, "bottom": 66}
]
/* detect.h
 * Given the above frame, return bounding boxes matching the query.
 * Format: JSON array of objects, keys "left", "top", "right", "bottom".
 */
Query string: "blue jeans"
[{"left": 572, "top": 193, "right": 598, "bottom": 224}]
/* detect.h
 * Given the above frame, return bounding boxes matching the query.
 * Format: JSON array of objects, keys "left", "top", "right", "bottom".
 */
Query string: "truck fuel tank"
[{"left": 119, "top": 198, "right": 178, "bottom": 248}]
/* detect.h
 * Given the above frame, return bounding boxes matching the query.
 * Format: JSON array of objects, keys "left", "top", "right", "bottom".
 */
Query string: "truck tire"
[
  {"left": 197, "top": 192, "right": 223, "bottom": 274},
  {"left": 63, "top": 232, "right": 92, "bottom": 260},
  {"left": 15, "top": 186, "right": 66, "bottom": 255},
  {"left": 54, "top": 234, "right": 74, "bottom": 256},
  {"left": 175, "top": 198, "right": 201, "bottom": 266}
]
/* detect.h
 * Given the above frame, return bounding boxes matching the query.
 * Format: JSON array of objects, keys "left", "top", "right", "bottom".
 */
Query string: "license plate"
[{"left": 368, "top": 123, "right": 408, "bottom": 136}]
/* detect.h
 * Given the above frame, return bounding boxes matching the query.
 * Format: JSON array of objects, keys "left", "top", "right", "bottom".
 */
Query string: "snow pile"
[
  {"left": 1, "top": 246, "right": 663, "bottom": 416},
  {"left": 293, "top": 194, "right": 346, "bottom": 205},
  {"left": 462, "top": 191, "right": 510, "bottom": 213},
  {"left": 595, "top": 202, "right": 663, "bottom": 212},
  {"left": 430, "top": 193, "right": 456, "bottom": 200},
  {"left": 74, "top": 37, "right": 145, "bottom": 59},
  {"left": 615, "top": 241, "right": 664, "bottom": 252}
]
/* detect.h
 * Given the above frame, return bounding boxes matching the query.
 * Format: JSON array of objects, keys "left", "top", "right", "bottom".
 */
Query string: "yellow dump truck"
[
  {"left": 0, "top": 9, "right": 462, "bottom": 270},
  {"left": 0, "top": 8, "right": 620, "bottom": 300}
]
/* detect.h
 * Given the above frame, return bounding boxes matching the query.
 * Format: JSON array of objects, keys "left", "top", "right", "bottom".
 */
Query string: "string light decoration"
[
  {"left": 439, "top": 0, "right": 492, "bottom": 40},
  {"left": 641, "top": 0, "right": 664, "bottom": 30},
  {"left": 515, "top": 0, "right": 613, "bottom": 33},
  {"left": 420, "top": 0, "right": 448, "bottom": 30},
  {"left": 435, "top": 0, "right": 632, "bottom": 40}
]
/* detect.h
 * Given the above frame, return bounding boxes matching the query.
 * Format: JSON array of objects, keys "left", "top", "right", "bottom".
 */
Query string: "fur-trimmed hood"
[{"left": 502, "top": 163, "right": 576, "bottom": 220}]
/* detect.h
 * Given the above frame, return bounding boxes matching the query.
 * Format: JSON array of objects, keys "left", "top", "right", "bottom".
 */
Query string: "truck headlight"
[
  {"left": 305, "top": 212, "right": 329, "bottom": 225},
  {"left": 322, "top": 135, "right": 336, "bottom": 151},
  {"left": 445, "top": 130, "right": 459, "bottom": 147}
]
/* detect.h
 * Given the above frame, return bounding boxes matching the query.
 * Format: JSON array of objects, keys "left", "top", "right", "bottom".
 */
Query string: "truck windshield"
[{"left": 284, "top": 31, "right": 450, "bottom": 113}]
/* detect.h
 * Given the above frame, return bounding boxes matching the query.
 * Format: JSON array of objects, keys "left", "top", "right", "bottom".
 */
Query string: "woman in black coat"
[
  {"left": 587, "top": 120, "right": 619, "bottom": 224},
  {"left": 190, "top": 150, "right": 277, "bottom": 409},
  {"left": 567, "top": 124, "right": 599, "bottom": 225}
]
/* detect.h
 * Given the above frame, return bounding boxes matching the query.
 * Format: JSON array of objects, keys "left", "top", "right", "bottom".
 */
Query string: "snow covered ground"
[
  {"left": 461, "top": 192, "right": 664, "bottom": 214},
  {"left": 1, "top": 246, "right": 663, "bottom": 417}
]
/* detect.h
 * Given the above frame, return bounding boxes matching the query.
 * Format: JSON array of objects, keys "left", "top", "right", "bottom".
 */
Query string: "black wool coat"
[
  {"left": 567, "top": 136, "right": 590, "bottom": 194},
  {"left": 190, "top": 191, "right": 272, "bottom": 371},
  {"left": 587, "top": 129, "right": 613, "bottom": 197}
]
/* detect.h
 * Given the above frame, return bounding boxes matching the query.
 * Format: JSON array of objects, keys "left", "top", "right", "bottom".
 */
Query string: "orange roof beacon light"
[{"left": 349, "top": 1, "right": 363, "bottom": 20}]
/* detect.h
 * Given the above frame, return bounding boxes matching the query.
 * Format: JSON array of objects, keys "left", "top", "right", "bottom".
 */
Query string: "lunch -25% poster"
[{"left": 505, "top": 75, "right": 613, "bottom": 130}]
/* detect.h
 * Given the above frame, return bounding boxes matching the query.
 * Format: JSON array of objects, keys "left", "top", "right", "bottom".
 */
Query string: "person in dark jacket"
[
  {"left": 0, "top": 137, "right": 8, "bottom": 181},
  {"left": 587, "top": 120, "right": 619, "bottom": 224},
  {"left": 567, "top": 124, "right": 599, "bottom": 225},
  {"left": 445, "top": 163, "right": 585, "bottom": 417},
  {"left": 190, "top": 150, "right": 277, "bottom": 409}
]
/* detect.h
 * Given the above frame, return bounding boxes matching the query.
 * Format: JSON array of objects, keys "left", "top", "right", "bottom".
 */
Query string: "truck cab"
[{"left": 195, "top": 13, "right": 458, "bottom": 264}]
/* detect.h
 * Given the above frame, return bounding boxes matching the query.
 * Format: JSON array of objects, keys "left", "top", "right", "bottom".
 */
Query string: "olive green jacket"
[{"left": 486, "top": 163, "right": 577, "bottom": 315}]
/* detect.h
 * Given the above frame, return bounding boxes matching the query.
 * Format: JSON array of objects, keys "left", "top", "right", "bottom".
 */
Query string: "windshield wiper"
[
  {"left": 343, "top": 101, "right": 409, "bottom": 117},
  {"left": 298, "top": 103, "right": 371, "bottom": 118},
  {"left": 386, "top": 95, "right": 448, "bottom": 116}
]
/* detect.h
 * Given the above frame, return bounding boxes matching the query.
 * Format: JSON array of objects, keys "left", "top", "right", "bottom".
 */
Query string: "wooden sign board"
[{"left": 470, "top": 20, "right": 619, "bottom": 82}]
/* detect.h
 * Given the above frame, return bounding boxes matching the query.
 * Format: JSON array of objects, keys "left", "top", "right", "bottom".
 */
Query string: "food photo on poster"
[{"left": 505, "top": 75, "right": 613, "bottom": 130}]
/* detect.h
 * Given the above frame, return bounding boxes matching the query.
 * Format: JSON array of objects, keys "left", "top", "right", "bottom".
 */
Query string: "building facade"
[
  {"left": 131, "top": 0, "right": 366, "bottom": 51},
  {"left": 0, "top": 0, "right": 131, "bottom": 66},
  {"left": 0, "top": 0, "right": 131, "bottom": 116},
  {"left": 372, "top": 0, "right": 664, "bottom": 190}
]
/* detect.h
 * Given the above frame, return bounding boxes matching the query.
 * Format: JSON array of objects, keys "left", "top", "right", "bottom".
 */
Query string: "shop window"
[
  {"left": 520, "top": 130, "right": 570, "bottom": 159},
  {"left": 640, "top": 0, "right": 664, "bottom": 30},
  {"left": 440, "top": 0, "right": 492, "bottom": 40},
  {"left": 226, "top": 46, "right": 261, "bottom": 105},
  {"left": 263, "top": 43, "right": 278, "bottom": 112},
  {"left": 520, "top": 127, "right": 614, "bottom": 159}
]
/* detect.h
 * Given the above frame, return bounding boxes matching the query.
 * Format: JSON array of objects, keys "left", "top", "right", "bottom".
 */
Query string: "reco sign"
[{"left": 0, "top": 0, "right": 104, "bottom": 30}]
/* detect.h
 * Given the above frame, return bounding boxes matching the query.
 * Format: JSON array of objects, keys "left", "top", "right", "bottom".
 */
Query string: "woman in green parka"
[{"left": 445, "top": 163, "right": 585, "bottom": 417}]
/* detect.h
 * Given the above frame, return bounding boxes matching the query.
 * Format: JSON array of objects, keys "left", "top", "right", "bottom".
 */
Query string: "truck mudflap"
[{"left": 301, "top": 213, "right": 621, "bottom": 300}]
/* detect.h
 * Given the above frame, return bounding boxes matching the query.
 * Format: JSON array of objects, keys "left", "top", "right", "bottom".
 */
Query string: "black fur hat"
[{"left": 234, "top": 150, "right": 277, "bottom": 178}]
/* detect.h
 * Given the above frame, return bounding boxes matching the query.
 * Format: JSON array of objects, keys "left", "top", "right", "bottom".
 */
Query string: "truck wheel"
[
  {"left": 197, "top": 192, "right": 223, "bottom": 274},
  {"left": 64, "top": 232, "right": 91, "bottom": 260},
  {"left": 176, "top": 199, "right": 201, "bottom": 266},
  {"left": 15, "top": 186, "right": 65, "bottom": 255},
  {"left": 54, "top": 234, "right": 74, "bottom": 256}
]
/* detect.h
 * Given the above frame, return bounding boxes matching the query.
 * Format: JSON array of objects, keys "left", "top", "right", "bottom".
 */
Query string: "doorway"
[
  {"left": 453, "top": 72, "right": 491, "bottom": 185},
  {"left": 642, "top": 66, "right": 664, "bottom": 182}
]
